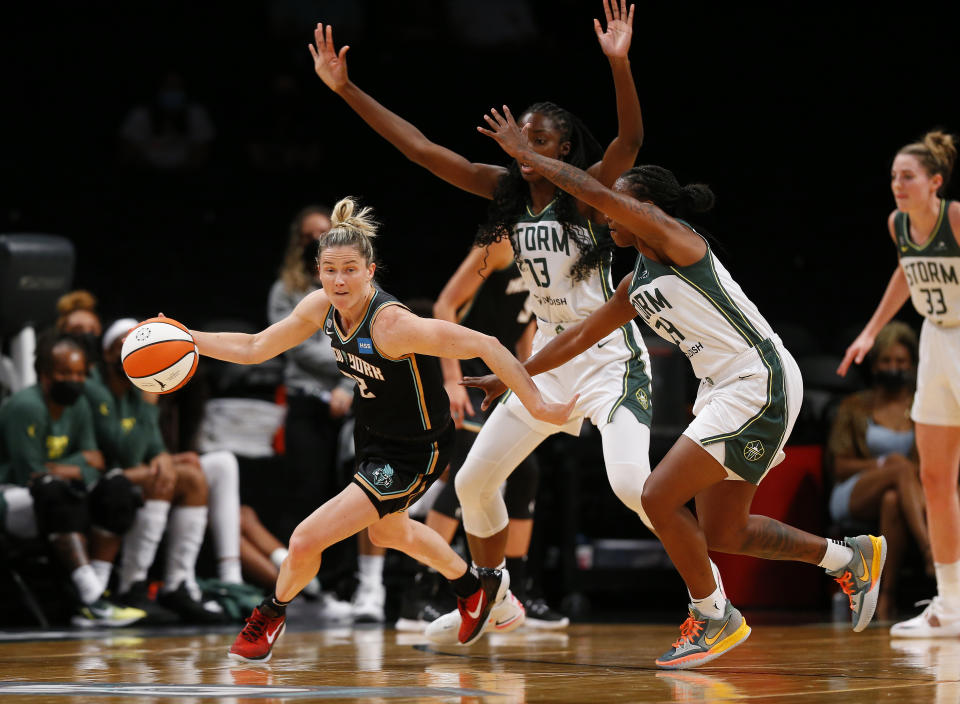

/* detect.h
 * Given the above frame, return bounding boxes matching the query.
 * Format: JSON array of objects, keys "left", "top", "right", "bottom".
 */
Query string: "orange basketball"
[{"left": 120, "top": 316, "right": 198, "bottom": 394}]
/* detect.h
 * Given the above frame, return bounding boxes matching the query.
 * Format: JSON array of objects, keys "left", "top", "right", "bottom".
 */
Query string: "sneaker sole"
[
  {"left": 655, "top": 619, "right": 751, "bottom": 670},
  {"left": 227, "top": 623, "right": 284, "bottom": 663},
  {"left": 853, "top": 536, "right": 887, "bottom": 633},
  {"left": 524, "top": 616, "right": 569, "bottom": 630},
  {"left": 395, "top": 618, "right": 428, "bottom": 632}
]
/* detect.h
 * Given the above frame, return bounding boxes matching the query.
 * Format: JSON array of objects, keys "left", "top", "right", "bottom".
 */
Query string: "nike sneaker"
[
  {"left": 523, "top": 597, "right": 569, "bottom": 629},
  {"left": 891, "top": 597, "right": 960, "bottom": 638},
  {"left": 655, "top": 601, "right": 751, "bottom": 669},
  {"left": 426, "top": 590, "right": 524, "bottom": 645},
  {"left": 458, "top": 567, "right": 508, "bottom": 645},
  {"left": 228, "top": 606, "right": 286, "bottom": 662},
  {"left": 71, "top": 598, "right": 147, "bottom": 628},
  {"left": 827, "top": 534, "right": 887, "bottom": 632}
]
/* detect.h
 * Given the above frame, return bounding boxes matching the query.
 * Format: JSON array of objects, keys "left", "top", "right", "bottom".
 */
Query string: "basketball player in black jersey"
[{"left": 191, "top": 196, "right": 576, "bottom": 662}]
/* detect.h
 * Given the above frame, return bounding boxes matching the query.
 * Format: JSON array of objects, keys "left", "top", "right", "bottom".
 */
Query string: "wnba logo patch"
[
  {"left": 743, "top": 440, "right": 765, "bottom": 462},
  {"left": 358, "top": 338, "right": 373, "bottom": 353}
]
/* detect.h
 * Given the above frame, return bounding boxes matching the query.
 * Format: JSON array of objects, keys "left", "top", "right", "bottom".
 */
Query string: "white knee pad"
[
  {"left": 455, "top": 404, "right": 548, "bottom": 539},
  {"left": 600, "top": 408, "right": 654, "bottom": 532}
]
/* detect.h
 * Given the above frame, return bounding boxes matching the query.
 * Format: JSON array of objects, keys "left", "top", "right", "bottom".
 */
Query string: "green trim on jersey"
[
  {"left": 700, "top": 338, "right": 788, "bottom": 484},
  {"left": 525, "top": 199, "right": 558, "bottom": 219},
  {"left": 896, "top": 199, "right": 951, "bottom": 253}
]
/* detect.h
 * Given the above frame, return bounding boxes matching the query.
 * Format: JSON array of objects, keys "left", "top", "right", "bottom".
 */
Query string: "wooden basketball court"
[{"left": 0, "top": 618, "right": 955, "bottom": 703}]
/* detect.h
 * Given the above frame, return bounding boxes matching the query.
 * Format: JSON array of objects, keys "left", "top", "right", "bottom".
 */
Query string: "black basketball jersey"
[
  {"left": 457, "top": 260, "right": 532, "bottom": 377},
  {"left": 323, "top": 288, "right": 451, "bottom": 440}
]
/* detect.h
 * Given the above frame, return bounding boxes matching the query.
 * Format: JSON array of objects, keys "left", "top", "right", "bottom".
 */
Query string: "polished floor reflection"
[{"left": 0, "top": 621, "right": 956, "bottom": 702}]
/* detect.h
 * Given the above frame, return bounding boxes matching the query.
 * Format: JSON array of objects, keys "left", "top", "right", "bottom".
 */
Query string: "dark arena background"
[{"left": 1, "top": 1, "right": 959, "bottom": 702}]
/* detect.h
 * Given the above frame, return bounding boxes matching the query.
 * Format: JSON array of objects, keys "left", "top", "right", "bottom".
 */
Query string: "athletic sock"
[
  {"left": 819, "top": 539, "right": 855, "bottom": 572},
  {"left": 261, "top": 594, "right": 289, "bottom": 618},
  {"left": 691, "top": 586, "right": 726, "bottom": 619},
  {"left": 687, "top": 559, "right": 726, "bottom": 602},
  {"left": 118, "top": 499, "right": 171, "bottom": 594},
  {"left": 90, "top": 559, "right": 114, "bottom": 595},
  {"left": 162, "top": 505, "right": 208, "bottom": 599},
  {"left": 72, "top": 564, "right": 104, "bottom": 605},
  {"left": 505, "top": 556, "right": 528, "bottom": 602},
  {"left": 935, "top": 560, "right": 960, "bottom": 613},
  {"left": 358, "top": 554, "right": 384, "bottom": 588},
  {"left": 200, "top": 451, "right": 242, "bottom": 583},
  {"left": 450, "top": 565, "right": 481, "bottom": 598}
]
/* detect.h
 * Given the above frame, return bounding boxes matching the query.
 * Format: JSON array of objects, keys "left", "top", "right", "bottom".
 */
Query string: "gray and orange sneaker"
[
  {"left": 655, "top": 601, "right": 751, "bottom": 670},
  {"left": 828, "top": 534, "right": 887, "bottom": 632}
]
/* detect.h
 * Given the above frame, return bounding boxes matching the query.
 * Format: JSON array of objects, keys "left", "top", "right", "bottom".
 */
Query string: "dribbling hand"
[
  {"left": 309, "top": 23, "right": 350, "bottom": 91},
  {"left": 477, "top": 106, "right": 530, "bottom": 160}
]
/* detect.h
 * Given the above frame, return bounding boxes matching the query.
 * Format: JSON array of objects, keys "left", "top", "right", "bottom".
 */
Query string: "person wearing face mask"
[
  {"left": 0, "top": 330, "right": 146, "bottom": 626},
  {"left": 828, "top": 322, "right": 927, "bottom": 620},
  {"left": 55, "top": 290, "right": 103, "bottom": 374}
]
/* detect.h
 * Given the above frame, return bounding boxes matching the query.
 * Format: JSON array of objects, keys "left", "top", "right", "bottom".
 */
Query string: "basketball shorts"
[
  {"left": 682, "top": 336, "right": 803, "bottom": 484},
  {"left": 352, "top": 422, "right": 455, "bottom": 518},
  {"left": 912, "top": 319, "right": 960, "bottom": 426},
  {"left": 502, "top": 318, "right": 652, "bottom": 435}
]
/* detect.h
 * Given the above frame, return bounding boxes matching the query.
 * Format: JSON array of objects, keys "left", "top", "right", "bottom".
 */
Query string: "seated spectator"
[
  {"left": 827, "top": 321, "right": 930, "bottom": 620},
  {"left": 55, "top": 290, "right": 102, "bottom": 373},
  {"left": 0, "top": 331, "right": 145, "bottom": 626},
  {"left": 85, "top": 319, "right": 232, "bottom": 624}
]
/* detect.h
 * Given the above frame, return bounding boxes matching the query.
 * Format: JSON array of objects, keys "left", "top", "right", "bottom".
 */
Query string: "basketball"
[{"left": 120, "top": 316, "right": 199, "bottom": 394}]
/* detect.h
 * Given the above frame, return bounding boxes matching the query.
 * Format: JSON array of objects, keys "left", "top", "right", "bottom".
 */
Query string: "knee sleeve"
[
  {"left": 29, "top": 475, "right": 89, "bottom": 534},
  {"left": 200, "top": 450, "right": 239, "bottom": 495},
  {"left": 89, "top": 470, "right": 143, "bottom": 534},
  {"left": 504, "top": 455, "right": 539, "bottom": 520},
  {"left": 454, "top": 404, "right": 548, "bottom": 538},
  {"left": 600, "top": 408, "right": 654, "bottom": 532}
]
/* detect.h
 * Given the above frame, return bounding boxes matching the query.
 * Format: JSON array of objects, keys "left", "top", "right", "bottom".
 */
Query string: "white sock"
[
  {"left": 200, "top": 451, "right": 242, "bottom": 583},
  {"left": 692, "top": 586, "right": 726, "bottom": 619},
  {"left": 687, "top": 559, "right": 726, "bottom": 601},
  {"left": 119, "top": 499, "right": 171, "bottom": 594},
  {"left": 91, "top": 560, "right": 114, "bottom": 594},
  {"left": 358, "top": 554, "right": 384, "bottom": 587},
  {"left": 935, "top": 560, "right": 960, "bottom": 612},
  {"left": 72, "top": 564, "right": 103, "bottom": 605},
  {"left": 162, "top": 505, "right": 208, "bottom": 598},
  {"left": 819, "top": 539, "right": 854, "bottom": 572},
  {"left": 270, "top": 547, "right": 289, "bottom": 569}
]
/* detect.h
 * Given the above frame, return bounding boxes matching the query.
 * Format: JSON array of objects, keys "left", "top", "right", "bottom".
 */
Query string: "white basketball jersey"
[
  {"left": 627, "top": 231, "right": 776, "bottom": 380},
  {"left": 895, "top": 200, "right": 960, "bottom": 327},
  {"left": 512, "top": 200, "right": 612, "bottom": 325}
]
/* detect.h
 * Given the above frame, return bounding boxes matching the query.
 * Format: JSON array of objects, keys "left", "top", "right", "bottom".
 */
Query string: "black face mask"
[
  {"left": 302, "top": 240, "right": 320, "bottom": 277},
  {"left": 49, "top": 380, "right": 85, "bottom": 406},
  {"left": 67, "top": 332, "right": 101, "bottom": 365},
  {"left": 874, "top": 369, "right": 910, "bottom": 392}
]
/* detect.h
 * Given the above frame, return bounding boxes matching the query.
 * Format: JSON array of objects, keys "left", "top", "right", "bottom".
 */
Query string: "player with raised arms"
[{"left": 471, "top": 105, "right": 886, "bottom": 669}]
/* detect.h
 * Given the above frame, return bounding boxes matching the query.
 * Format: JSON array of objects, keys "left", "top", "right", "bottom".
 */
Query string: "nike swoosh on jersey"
[
  {"left": 597, "top": 340, "right": 611, "bottom": 349},
  {"left": 704, "top": 622, "right": 728, "bottom": 646}
]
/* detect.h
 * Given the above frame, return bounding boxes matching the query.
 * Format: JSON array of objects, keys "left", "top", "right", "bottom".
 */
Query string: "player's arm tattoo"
[{"left": 736, "top": 517, "right": 826, "bottom": 563}]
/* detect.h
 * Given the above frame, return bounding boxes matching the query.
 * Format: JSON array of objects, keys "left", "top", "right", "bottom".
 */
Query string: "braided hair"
[
  {"left": 475, "top": 102, "right": 611, "bottom": 282},
  {"left": 616, "top": 165, "right": 716, "bottom": 218}
]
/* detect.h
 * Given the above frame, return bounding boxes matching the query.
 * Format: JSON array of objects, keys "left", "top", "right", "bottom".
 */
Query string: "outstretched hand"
[
  {"left": 837, "top": 331, "right": 875, "bottom": 377},
  {"left": 477, "top": 106, "right": 530, "bottom": 160},
  {"left": 594, "top": 0, "right": 635, "bottom": 59},
  {"left": 460, "top": 373, "right": 508, "bottom": 412},
  {"left": 308, "top": 22, "right": 350, "bottom": 91},
  {"left": 533, "top": 394, "right": 580, "bottom": 426}
]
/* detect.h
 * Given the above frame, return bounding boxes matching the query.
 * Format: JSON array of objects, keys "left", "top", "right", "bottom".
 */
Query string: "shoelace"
[
  {"left": 240, "top": 610, "right": 268, "bottom": 643},
  {"left": 672, "top": 615, "right": 706, "bottom": 648},
  {"left": 835, "top": 570, "right": 857, "bottom": 609}
]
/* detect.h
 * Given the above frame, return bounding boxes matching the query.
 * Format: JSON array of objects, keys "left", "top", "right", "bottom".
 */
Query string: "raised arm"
[
  {"left": 480, "top": 106, "right": 701, "bottom": 263},
  {"left": 309, "top": 23, "right": 505, "bottom": 199},
  {"left": 371, "top": 306, "right": 577, "bottom": 426},
  {"left": 191, "top": 289, "right": 331, "bottom": 365},
  {"left": 589, "top": 0, "right": 643, "bottom": 187}
]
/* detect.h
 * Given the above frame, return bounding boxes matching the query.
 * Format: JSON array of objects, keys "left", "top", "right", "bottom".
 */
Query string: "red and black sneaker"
[
  {"left": 228, "top": 606, "right": 286, "bottom": 662},
  {"left": 458, "top": 567, "right": 508, "bottom": 646}
]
